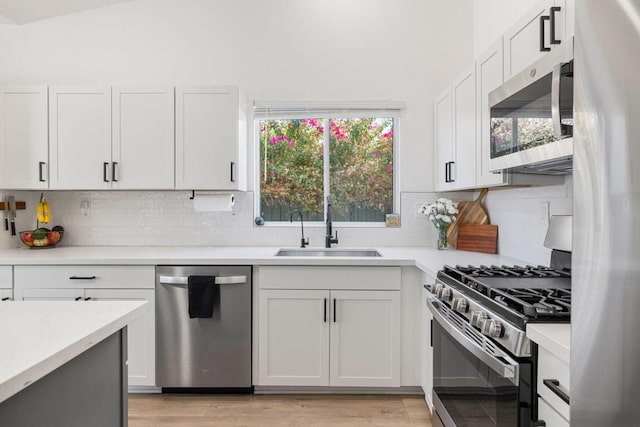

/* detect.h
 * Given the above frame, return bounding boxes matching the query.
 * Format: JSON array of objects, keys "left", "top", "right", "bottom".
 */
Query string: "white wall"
[
  {"left": 473, "top": 0, "right": 539, "bottom": 56},
  {"left": 0, "top": 0, "right": 475, "bottom": 248}
]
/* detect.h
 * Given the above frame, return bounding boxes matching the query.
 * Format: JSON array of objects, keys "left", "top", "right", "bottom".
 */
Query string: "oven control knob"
[
  {"left": 470, "top": 311, "right": 487, "bottom": 328},
  {"left": 451, "top": 297, "right": 469, "bottom": 313},
  {"left": 481, "top": 319, "right": 504, "bottom": 338},
  {"left": 440, "top": 287, "right": 452, "bottom": 302},
  {"left": 433, "top": 283, "right": 445, "bottom": 298}
]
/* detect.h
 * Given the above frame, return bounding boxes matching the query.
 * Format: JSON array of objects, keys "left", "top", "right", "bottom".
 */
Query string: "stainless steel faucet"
[
  {"left": 289, "top": 209, "right": 309, "bottom": 248},
  {"left": 325, "top": 197, "right": 339, "bottom": 248}
]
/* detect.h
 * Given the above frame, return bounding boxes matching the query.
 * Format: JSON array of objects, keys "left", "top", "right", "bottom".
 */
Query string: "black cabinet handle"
[
  {"left": 324, "top": 298, "right": 327, "bottom": 322},
  {"left": 230, "top": 161, "right": 235, "bottom": 183},
  {"left": 84, "top": 297, "right": 92, "bottom": 301},
  {"left": 103, "top": 162, "right": 110, "bottom": 182},
  {"left": 69, "top": 276, "right": 96, "bottom": 280},
  {"left": 38, "top": 162, "right": 46, "bottom": 182},
  {"left": 74, "top": 296, "right": 82, "bottom": 301},
  {"left": 540, "top": 15, "right": 551, "bottom": 52},
  {"left": 444, "top": 162, "right": 449, "bottom": 183},
  {"left": 531, "top": 422, "right": 546, "bottom": 427},
  {"left": 449, "top": 161, "right": 455, "bottom": 182},
  {"left": 1, "top": 297, "right": 10, "bottom": 301},
  {"left": 333, "top": 298, "right": 337, "bottom": 323},
  {"left": 112, "top": 162, "right": 118, "bottom": 182},
  {"left": 550, "top": 6, "right": 561, "bottom": 45},
  {"left": 543, "top": 379, "right": 570, "bottom": 404}
]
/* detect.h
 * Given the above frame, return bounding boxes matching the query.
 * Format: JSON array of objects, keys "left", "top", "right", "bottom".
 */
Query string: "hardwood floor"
[{"left": 129, "top": 394, "right": 432, "bottom": 426}]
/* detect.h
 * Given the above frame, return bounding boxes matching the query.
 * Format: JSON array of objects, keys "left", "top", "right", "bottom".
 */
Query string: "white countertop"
[
  {"left": 0, "top": 246, "right": 525, "bottom": 278},
  {"left": 0, "top": 300, "right": 146, "bottom": 404},
  {"left": 526, "top": 323, "right": 570, "bottom": 364}
]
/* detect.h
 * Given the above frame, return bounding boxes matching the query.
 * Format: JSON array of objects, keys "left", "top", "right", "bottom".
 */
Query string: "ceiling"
[{"left": 0, "top": 0, "right": 132, "bottom": 24}]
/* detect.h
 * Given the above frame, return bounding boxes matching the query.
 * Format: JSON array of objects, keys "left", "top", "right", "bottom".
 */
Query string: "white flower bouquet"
[{"left": 418, "top": 198, "right": 459, "bottom": 249}]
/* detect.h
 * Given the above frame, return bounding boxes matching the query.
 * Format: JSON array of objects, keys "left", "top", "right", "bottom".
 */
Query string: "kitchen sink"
[{"left": 275, "top": 249, "right": 382, "bottom": 257}]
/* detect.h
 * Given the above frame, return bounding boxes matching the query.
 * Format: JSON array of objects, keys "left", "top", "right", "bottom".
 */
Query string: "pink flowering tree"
[{"left": 259, "top": 117, "right": 393, "bottom": 221}]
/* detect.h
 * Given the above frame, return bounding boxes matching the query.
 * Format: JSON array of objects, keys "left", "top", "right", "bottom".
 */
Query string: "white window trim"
[{"left": 253, "top": 105, "right": 401, "bottom": 227}]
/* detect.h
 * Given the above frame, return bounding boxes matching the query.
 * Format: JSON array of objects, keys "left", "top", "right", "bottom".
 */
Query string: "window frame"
[{"left": 254, "top": 111, "right": 400, "bottom": 227}]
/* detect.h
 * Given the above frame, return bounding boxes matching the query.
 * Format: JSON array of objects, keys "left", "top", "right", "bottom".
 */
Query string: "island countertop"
[{"left": 0, "top": 300, "right": 146, "bottom": 403}]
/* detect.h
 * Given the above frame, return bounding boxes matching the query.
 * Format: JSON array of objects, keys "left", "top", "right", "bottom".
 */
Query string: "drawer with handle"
[
  {"left": 537, "top": 346, "right": 570, "bottom": 420},
  {"left": 537, "top": 395, "right": 569, "bottom": 427},
  {"left": 14, "top": 265, "right": 154, "bottom": 289},
  {"left": 0, "top": 266, "right": 11, "bottom": 289}
]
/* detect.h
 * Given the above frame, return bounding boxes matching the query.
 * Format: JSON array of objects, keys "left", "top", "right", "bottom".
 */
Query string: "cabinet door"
[
  {"left": 503, "top": 0, "right": 555, "bottom": 79},
  {"left": 476, "top": 40, "right": 508, "bottom": 187},
  {"left": 49, "top": 86, "right": 112, "bottom": 189},
  {"left": 112, "top": 86, "right": 175, "bottom": 189},
  {"left": 0, "top": 86, "right": 49, "bottom": 189},
  {"left": 175, "top": 86, "right": 240, "bottom": 190},
  {"left": 434, "top": 89, "right": 453, "bottom": 192},
  {"left": 85, "top": 289, "right": 155, "bottom": 387},
  {"left": 258, "top": 289, "right": 330, "bottom": 386},
  {"left": 452, "top": 66, "right": 476, "bottom": 190},
  {"left": 0, "top": 289, "right": 13, "bottom": 301},
  {"left": 421, "top": 283, "right": 433, "bottom": 408},
  {"left": 19, "top": 288, "right": 85, "bottom": 301},
  {"left": 330, "top": 290, "right": 400, "bottom": 387}
]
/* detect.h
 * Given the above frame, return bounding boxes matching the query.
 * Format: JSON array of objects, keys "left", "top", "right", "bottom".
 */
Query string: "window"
[{"left": 255, "top": 107, "right": 398, "bottom": 224}]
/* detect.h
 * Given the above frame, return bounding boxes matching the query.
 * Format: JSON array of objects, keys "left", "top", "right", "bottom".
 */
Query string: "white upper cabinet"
[
  {"left": 451, "top": 66, "right": 477, "bottom": 190},
  {"left": 476, "top": 40, "right": 507, "bottom": 187},
  {"left": 434, "top": 67, "right": 477, "bottom": 192},
  {"left": 112, "top": 86, "right": 175, "bottom": 189},
  {"left": 434, "top": 89, "right": 453, "bottom": 192},
  {"left": 503, "top": 0, "right": 568, "bottom": 80},
  {"left": 49, "top": 87, "right": 112, "bottom": 190},
  {"left": 175, "top": 86, "right": 247, "bottom": 191},
  {"left": 0, "top": 86, "right": 49, "bottom": 189}
]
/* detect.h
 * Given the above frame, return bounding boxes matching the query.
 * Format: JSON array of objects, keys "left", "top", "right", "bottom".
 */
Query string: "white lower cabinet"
[
  {"left": 258, "top": 290, "right": 330, "bottom": 386},
  {"left": 258, "top": 288, "right": 400, "bottom": 387},
  {"left": 14, "top": 265, "right": 156, "bottom": 387},
  {"left": 538, "top": 396, "right": 569, "bottom": 427},
  {"left": 1, "top": 289, "right": 13, "bottom": 301},
  {"left": 330, "top": 290, "right": 400, "bottom": 387},
  {"left": 84, "top": 289, "right": 155, "bottom": 387}
]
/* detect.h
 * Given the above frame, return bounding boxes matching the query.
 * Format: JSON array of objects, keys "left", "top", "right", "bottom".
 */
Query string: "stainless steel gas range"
[{"left": 426, "top": 264, "right": 571, "bottom": 427}]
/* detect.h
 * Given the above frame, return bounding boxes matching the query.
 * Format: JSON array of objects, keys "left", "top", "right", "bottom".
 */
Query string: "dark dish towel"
[{"left": 188, "top": 275, "right": 216, "bottom": 318}]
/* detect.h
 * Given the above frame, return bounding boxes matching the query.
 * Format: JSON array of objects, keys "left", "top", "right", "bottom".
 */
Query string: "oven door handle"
[{"left": 427, "top": 297, "right": 519, "bottom": 384}]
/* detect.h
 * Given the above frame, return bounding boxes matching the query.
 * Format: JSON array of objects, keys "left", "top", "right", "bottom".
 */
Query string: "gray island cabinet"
[{"left": 0, "top": 300, "right": 146, "bottom": 427}]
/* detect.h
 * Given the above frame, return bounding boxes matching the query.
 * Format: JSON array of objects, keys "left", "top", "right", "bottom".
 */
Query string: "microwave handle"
[{"left": 551, "top": 63, "right": 563, "bottom": 138}]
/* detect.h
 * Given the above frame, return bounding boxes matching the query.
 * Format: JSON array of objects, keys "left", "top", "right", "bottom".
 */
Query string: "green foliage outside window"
[{"left": 259, "top": 117, "right": 394, "bottom": 222}]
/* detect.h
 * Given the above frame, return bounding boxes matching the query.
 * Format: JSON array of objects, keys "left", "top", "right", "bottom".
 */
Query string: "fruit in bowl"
[{"left": 20, "top": 226, "right": 64, "bottom": 248}]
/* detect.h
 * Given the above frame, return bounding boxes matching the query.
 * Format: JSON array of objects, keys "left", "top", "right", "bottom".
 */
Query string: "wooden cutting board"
[
  {"left": 446, "top": 188, "right": 489, "bottom": 248},
  {"left": 457, "top": 223, "right": 498, "bottom": 254}
]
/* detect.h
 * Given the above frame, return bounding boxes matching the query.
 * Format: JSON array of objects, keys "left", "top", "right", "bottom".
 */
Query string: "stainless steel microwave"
[{"left": 489, "top": 53, "right": 574, "bottom": 174}]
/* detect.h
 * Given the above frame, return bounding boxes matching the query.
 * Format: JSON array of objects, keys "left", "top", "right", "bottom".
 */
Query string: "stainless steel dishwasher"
[{"left": 156, "top": 265, "right": 252, "bottom": 392}]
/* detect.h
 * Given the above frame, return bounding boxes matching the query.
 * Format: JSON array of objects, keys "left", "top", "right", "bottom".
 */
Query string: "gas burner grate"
[
  {"left": 453, "top": 264, "right": 571, "bottom": 278},
  {"left": 440, "top": 264, "right": 571, "bottom": 325}
]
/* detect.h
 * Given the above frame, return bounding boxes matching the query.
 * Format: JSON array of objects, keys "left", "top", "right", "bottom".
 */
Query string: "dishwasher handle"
[{"left": 158, "top": 275, "right": 247, "bottom": 285}]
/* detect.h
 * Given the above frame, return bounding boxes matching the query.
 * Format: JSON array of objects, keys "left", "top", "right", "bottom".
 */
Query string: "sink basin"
[{"left": 275, "top": 249, "right": 382, "bottom": 257}]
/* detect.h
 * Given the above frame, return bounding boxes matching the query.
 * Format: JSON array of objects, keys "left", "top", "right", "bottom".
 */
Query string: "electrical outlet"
[{"left": 538, "top": 201, "right": 549, "bottom": 222}]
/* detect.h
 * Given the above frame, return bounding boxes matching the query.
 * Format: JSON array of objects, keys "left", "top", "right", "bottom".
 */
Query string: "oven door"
[{"left": 428, "top": 297, "right": 533, "bottom": 427}]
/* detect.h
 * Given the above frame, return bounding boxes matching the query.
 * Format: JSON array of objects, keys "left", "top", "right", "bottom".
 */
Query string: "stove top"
[{"left": 437, "top": 264, "right": 571, "bottom": 327}]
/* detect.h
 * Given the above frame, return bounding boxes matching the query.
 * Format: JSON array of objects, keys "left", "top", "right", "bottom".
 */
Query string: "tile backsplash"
[
  {"left": 0, "top": 191, "right": 462, "bottom": 249},
  {"left": 482, "top": 176, "right": 573, "bottom": 265},
  {"left": 0, "top": 179, "right": 572, "bottom": 266}
]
